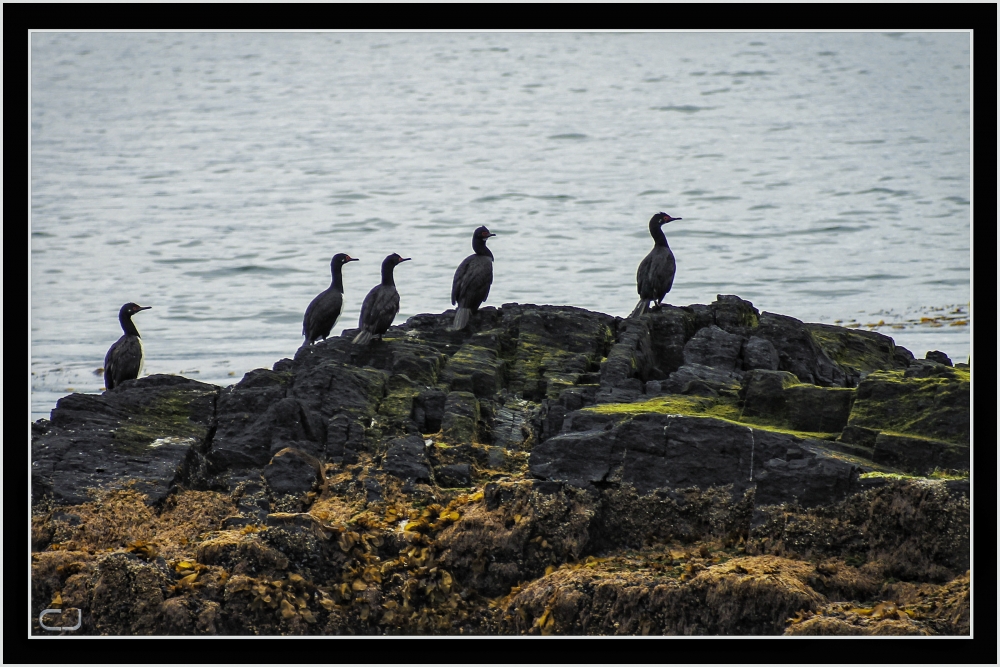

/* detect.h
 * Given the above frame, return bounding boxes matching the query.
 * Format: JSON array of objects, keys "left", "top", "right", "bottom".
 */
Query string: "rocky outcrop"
[
  {"left": 838, "top": 363, "right": 970, "bottom": 473},
  {"left": 30, "top": 298, "right": 971, "bottom": 636},
  {"left": 32, "top": 374, "right": 218, "bottom": 505}
]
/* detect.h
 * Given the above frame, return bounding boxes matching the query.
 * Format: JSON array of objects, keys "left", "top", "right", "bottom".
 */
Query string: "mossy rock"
[
  {"left": 584, "top": 393, "right": 841, "bottom": 442},
  {"left": 439, "top": 342, "right": 505, "bottom": 398},
  {"left": 111, "top": 383, "right": 217, "bottom": 454},
  {"left": 845, "top": 368, "right": 969, "bottom": 446},
  {"left": 807, "top": 323, "right": 912, "bottom": 384},
  {"left": 742, "top": 370, "right": 855, "bottom": 434}
]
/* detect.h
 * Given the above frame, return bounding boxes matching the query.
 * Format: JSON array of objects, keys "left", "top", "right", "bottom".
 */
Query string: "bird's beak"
[
  {"left": 347, "top": 257, "right": 359, "bottom": 262},
  {"left": 399, "top": 257, "right": 412, "bottom": 262},
  {"left": 669, "top": 217, "right": 682, "bottom": 222},
  {"left": 138, "top": 306, "right": 152, "bottom": 311},
  {"left": 489, "top": 233, "right": 497, "bottom": 237}
]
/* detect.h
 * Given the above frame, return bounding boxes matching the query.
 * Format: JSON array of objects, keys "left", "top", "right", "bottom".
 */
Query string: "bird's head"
[
  {"left": 386, "top": 253, "right": 411, "bottom": 267},
  {"left": 651, "top": 212, "right": 682, "bottom": 226},
  {"left": 332, "top": 253, "right": 360, "bottom": 267},
  {"left": 474, "top": 226, "right": 497, "bottom": 240},
  {"left": 120, "top": 302, "right": 151, "bottom": 318}
]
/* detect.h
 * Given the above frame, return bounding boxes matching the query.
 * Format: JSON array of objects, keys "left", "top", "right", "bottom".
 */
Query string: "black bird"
[
  {"left": 303, "top": 253, "right": 359, "bottom": 345},
  {"left": 451, "top": 226, "right": 496, "bottom": 330},
  {"left": 630, "top": 212, "right": 682, "bottom": 317},
  {"left": 104, "top": 302, "right": 151, "bottom": 390},
  {"left": 352, "top": 253, "right": 411, "bottom": 345}
]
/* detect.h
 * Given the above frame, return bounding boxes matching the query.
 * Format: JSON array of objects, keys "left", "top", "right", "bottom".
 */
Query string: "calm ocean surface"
[{"left": 30, "top": 32, "right": 972, "bottom": 422}]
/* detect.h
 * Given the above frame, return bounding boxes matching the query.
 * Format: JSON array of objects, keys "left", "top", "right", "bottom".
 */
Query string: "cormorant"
[
  {"left": 352, "top": 253, "right": 411, "bottom": 345},
  {"left": 450, "top": 226, "right": 496, "bottom": 330},
  {"left": 630, "top": 212, "right": 682, "bottom": 317},
  {"left": 303, "top": 253, "right": 359, "bottom": 345},
  {"left": 104, "top": 302, "right": 151, "bottom": 390}
]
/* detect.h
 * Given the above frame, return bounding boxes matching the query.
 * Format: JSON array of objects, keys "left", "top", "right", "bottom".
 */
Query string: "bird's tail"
[
  {"left": 452, "top": 307, "right": 471, "bottom": 331},
  {"left": 352, "top": 329, "right": 373, "bottom": 345},
  {"left": 629, "top": 299, "right": 648, "bottom": 318}
]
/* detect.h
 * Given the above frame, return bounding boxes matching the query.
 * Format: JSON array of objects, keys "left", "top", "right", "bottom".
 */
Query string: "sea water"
[{"left": 30, "top": 32, "right": 972, "bottom": 422}]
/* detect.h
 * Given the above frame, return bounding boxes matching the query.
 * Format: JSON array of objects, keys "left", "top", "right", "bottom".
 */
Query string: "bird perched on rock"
[
  {"left": 352, "top": 253, "right": 411, "bottom": 345},
  {"left": 630, "top": 212, "right": 682, "bottom": 317},
  {"left": 303, "top": 253, "right": 359, "bottom": 345},
  {"left": 104, "top": 302, "right": 151, "bottom": 390},
  {"left": 451, "top": 225, "right": 496, "bottom": 330}
]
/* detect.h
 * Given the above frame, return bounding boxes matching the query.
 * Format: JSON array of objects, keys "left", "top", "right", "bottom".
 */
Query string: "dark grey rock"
[
  {"left": 742, "top": 369, "right": 854, "bottom": 433},
  {"left": 756, "top": 313, "right": 847, "bottom": 387},
  {"left": 682, "top": 325, "right": 745, "bottom": 372},
  {"left": 413, "top": 388, "right": 447, "bottom": 434},
  {"left": 753, "top": 441, "right": 860, "bottom": 508},
  {"left": 924, "top": 350, "right": 953, "bottom": 367},
  {"left": 503, "top": 304, "right": 615, "bottom": 402},
  {"left": 381, "top": 435, "right": 432, "bottom": 483},
  {"left": 743, "top": 336, "right": 779, "bottom": 371},
  {"left": 529, "top": 429, "right": 617, "bottom": 489},
  {"left": 561, "top": 410, "right": 620, "bottom": 433},
  {"left": 325, "top": 414, "right": 367, "bottom": 464},
  {"left": 904, "top": 359, "right": 959, "bottom": 379},
  {"left": 540, "top": 402, "right": 567, "bottom": 441},
  {"left": 435, "top": 463, "right": 472, "bottom": 488},
  {"left": 559, "top": 386, "right": 599, "bottom": 411},
  {"left": 440, "top": 336, "right": 505, "bottom": 398},
  {"left": 601, "top": 318, "right": 656, "bottom": 390},
  {"left": 872, "top": 433, "right": 969, "bottom": 475},
  {"left": 364, "top": 477, "right": 383, "bottom": 503},
  {"left": 741, "top": 369, "right": 800, "bottom": 417},
  {"left": 492, "top": 398, "right": 536, "bottom": 450},
  {"left": 441, "top": 391, "right": 480, "bottom": 444},
  {"left": 487, "top": 447, "right": 507, "bottom": 468},
  {"left": 838, "top": 424, "right": 879, "bottom": 450},
  {"left": 644, "top": 305, "right": 698, "bottom": 377},
  {"left": 663, "top": 363, "right": 744, "bottom": 396},
  {"left": 262, "top": 448, "right": 321, "bottom": 496},
  {"left": 31, "top": 374, "right": 219, "bottom": 506},
  {"left": 806, "top": 322, "right": 912, "bottom": 387},
  {"left": 530, "top": 412, "right": 862, "bottom": 507},
  {"left": 594, "top": 385, "right": 645, "bottom": 405},
  {"left": 710, "top": 295, "right": 761, "bottom": 337},
  {"left": 619, "top": 415, "right": 756, "bottom": 493},
  {"left": 208, "top": 369, "right": 295, "bottom": 472},
  {"left": 783, "top": 384, "right": 855, "bottom": 433}
]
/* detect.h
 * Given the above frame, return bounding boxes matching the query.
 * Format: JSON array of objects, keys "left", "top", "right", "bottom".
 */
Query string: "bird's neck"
[
  {"left": 121, "top": 314, "right": 141, "bottom": 338},
  {"left": 473, "top": 237, "right": 494, "bottom": 259},
  {"left": 381, "top": 265, "right": 396, "bottom": 287},
  {"left": 650, "top": 223, "right": 669, "bottom": 247},
  {"left": 332, "top": 264, "right": 345, "bottom": 293}
]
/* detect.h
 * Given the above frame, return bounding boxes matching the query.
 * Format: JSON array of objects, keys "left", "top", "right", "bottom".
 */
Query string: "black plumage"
[
  {"left": 352, "top": 253, "right": 411, "bottom": 345},
  {"left": 451, "top": 225, "right": 496, "bottom": 330},
  {"left": 104, "top": 302, "right": 151, "bottom": 390},
  {"left": 303, "top": 253, "right": 358, "bottom": 345},
  {"left": 630, "top": 212, "right": 682, "bottom": 317}
]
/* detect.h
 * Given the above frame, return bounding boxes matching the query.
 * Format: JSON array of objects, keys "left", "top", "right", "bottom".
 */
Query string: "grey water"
[{"left": 30, "top": 32, "right": 972, "bottom": 423}]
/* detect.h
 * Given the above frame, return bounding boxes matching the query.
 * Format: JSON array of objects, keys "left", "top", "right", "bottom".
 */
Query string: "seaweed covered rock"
[{"left": 30, "top": 298, "right": 971, "bottom": 636}]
